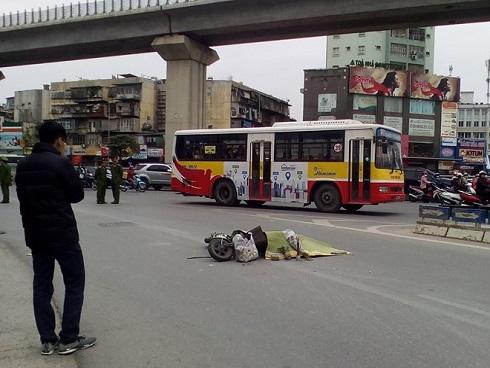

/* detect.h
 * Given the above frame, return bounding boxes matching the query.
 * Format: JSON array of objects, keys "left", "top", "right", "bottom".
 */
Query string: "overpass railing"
[{"left": 1, "top": 0, "right": 199, "bottom": 29}]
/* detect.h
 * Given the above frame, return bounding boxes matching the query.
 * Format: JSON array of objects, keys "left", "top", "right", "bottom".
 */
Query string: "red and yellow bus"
[{"left": 171, "top": 120, "right": 404, "bottom": 212}]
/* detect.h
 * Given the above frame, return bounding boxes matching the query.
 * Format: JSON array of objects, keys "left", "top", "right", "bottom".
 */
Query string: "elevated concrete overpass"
[{"left": 1, "top": 0, "right": 489, "bottom": 159}]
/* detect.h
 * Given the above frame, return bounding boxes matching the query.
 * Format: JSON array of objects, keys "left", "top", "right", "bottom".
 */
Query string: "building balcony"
[{"left": 114, "top": 93, "right": 141, "bottom": 100}]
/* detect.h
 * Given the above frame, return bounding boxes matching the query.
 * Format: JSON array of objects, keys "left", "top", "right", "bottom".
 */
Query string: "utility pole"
[{"left": 486, "top": 59, "right": 490, "bottom": 104}]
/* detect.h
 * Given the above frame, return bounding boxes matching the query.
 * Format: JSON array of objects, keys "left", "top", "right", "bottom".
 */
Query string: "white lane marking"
[
  {"left": 418, "top": 294, "right": 490, "bottom": 319},
  {"left": 285, "top": 264, "right": 490, "bottom": 331},
  {"left": 251, "top": 214, "right": 490, "bottom": 251}
]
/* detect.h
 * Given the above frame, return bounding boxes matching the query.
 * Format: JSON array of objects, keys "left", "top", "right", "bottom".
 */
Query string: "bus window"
[
  {"left": 275, "top": 131, "right": 344, "bottom": 162},
  {"left": 176, "top": 134, "right": 246, "bottom": 161},
  {"left": 375, "top": 129, "right": 402, "bottom": 171}
]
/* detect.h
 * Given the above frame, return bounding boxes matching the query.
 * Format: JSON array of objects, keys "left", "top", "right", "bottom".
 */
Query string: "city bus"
[{"left": 171, "top": 120, "right": 404, "bottom": 212}]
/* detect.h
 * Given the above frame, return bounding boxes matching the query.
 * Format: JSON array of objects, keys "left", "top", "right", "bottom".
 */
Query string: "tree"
[{"left": 107, "top": 135, "right": 138, "bottom": 158}]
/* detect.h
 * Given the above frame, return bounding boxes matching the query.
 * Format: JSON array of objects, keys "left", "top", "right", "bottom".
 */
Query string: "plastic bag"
[{"left": 232, "top": 233, "right": 259, "bottom": 263}]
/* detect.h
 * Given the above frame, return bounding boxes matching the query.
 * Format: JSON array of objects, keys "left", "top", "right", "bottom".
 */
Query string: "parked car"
[{"left": 134, "top": 163, "right": 172, "bottom": 190}]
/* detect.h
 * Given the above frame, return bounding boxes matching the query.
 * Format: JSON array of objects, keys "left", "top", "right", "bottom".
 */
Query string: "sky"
[{"left": 1, "top": 0, "right": 490, "bottom": 120}]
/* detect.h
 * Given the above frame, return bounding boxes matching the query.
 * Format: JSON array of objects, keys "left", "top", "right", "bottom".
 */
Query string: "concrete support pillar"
[{"left": 152, "top": 35, "right": 219, "bottom": 162}]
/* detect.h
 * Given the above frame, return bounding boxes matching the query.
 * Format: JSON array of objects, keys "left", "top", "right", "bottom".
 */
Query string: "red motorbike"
[{"left": 459, "top": 191, "right": 487, "bottom": 206}]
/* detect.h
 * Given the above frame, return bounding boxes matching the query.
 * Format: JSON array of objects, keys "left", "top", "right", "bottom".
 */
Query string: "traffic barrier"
[{"left": 413, "top": 204, "right": 490, "bottom": 244}]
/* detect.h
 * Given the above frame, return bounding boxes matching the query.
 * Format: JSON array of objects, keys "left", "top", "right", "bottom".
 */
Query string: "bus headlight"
[{"left": 378, "top": 186, "right": 389, "bottom": 193}]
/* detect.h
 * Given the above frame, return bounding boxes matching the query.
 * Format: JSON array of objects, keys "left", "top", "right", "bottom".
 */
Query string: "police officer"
[
  {"left": 0, "top": 156, "right": 12, "bottom": 203},
  {"left": 95, "top": 160, "right": 107, "bottom": 204},
  {"left": 110, "top": 156, "right": 123, "bottom": 204}
]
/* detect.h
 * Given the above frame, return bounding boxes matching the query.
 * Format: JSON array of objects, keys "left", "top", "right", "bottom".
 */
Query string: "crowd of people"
[{"left": 420, "top": 169, "right": 490, "bottom": 202}]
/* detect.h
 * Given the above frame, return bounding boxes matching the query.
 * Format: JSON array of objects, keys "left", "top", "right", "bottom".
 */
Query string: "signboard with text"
[
  {"left": 353, "top": 114, "right": 376, "bottom": 124},
  {"left": 441, "top": 101, "right": 458, "bottom": 138},
  {"left": 383, "top": 116, "right": 403, "bottom": 132},
  {"left": 408, "top": 118, "right": 435, "bottom": 137},
  {"left": 318, "top": 94, "right": 337, "bottom": 113},
  {"left": 458, "top": 138, "right": 485, "bottom": 163}
]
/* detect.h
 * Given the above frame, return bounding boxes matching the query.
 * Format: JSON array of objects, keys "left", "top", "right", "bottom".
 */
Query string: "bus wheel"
[
  {"left": 214, "top": 180, "right": 238, "bottom": 206},
  {"left": 314, "top": 184, "right": 341, "bottom": 212},
  {"left": 343, "top": 204, "right": 363, "bottom": 212},
  {"left": 245, "top": 200, "right": 265, "bottom": 207}
]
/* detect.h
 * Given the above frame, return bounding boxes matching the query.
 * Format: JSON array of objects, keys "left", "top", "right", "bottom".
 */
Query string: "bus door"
[
  {"left": 249, "top": 139, "right": 272, "bottom": 201},
  {"left": 348, "top": 138, "right": 372, "bottom": 202}
]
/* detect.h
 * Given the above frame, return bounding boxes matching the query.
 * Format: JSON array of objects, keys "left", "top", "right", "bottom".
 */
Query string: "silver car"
[{"left": 134, "top": 163, "right": 172, "bottom": 190}]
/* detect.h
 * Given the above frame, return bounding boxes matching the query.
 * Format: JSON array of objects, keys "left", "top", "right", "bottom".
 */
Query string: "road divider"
[{"left": 414, "top": 205, "right": 490, "bottom": 243}]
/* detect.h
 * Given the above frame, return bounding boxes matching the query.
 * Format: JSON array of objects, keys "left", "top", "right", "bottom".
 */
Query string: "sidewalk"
[{"left": 0, "top": 241, "right": 78, "bottom": 368}]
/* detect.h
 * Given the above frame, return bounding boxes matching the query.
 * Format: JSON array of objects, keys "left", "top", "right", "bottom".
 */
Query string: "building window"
[
  {"left": 346, "top": 46, "right": 351, "bottom": 51},
  {"left": 426, "top": 33, "right": 431, "bottom": 39},
  {"left": 409, "top": 28, "right": 425, "bottom": 41},
  {"left": 358, "top": 45, "right": 365, "bottom": 55},
  {"left": 474, "top": 121, "right": 479, "bottom": 127},
  {"left": 482, "top": 121, "right": 487, "bottom": 127},
  {"left": 409, "top": 45, "right": 424, "bottom": 60},
  {"left": 425, "top": 51, "right": 431, "bottom": 56},
  {"left": 358, "top": 33, "right": 366, "bottom": 37},
  {"left": 458, "top": 121, "right": 464, "bottom": 127},
  {"left": 409, "top": 100, "right": 435, "bottom": 115},
  {"left": 384, "top": 97, "right": 403, "bottom": 113},
  {"left": 458, "top": 132, "right": 464, "bottom": 138},
  {"left": 332, "top": 47, "right": 340, "bottom": 57},
  {"left": 333, "top": 35, "right": 340, "bottom": 39},
  {"left": 353, "top": 95, "right": 377, "bottom": 113},
  {"left": 376, "top": 45, "right": 382, "bottom": 51},
  {"left": 464, "top": 132, "right": 471, "bottom": 138},
  {"left": 466, "top": 121, "right": 471, "bottom": 127},
  {"left": 391, "top": 29, "right": 407, "bottom": 38},
  {"left": 390, "top": 43, "right": 407, "bottom": 56}
]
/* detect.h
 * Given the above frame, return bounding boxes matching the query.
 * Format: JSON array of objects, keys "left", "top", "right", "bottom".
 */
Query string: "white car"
[{"left": 134, "top": 163, "right": 172, "bottom": 190}]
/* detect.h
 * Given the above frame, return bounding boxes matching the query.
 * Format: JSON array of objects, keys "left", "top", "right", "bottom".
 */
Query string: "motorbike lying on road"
[{"left": 120, "top": 174, "right": 147, "bottom": 192}]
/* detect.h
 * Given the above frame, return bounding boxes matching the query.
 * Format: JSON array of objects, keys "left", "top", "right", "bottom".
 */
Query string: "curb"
[{"left": 0, "top": 241, "right": 78, "bottom": 368}]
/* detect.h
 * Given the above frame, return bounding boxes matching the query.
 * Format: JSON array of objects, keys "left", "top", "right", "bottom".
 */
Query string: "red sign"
[
  {"left": 100, "top": 147, "right": 109, "bottom": 157},
  {"left": 71, "top": 155, "right": 82, "bottom": 165}
]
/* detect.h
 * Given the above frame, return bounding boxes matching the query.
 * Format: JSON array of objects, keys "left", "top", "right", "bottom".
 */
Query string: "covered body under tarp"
[{"left": 264, "top": 231, "right": 351, "bottom": 260}]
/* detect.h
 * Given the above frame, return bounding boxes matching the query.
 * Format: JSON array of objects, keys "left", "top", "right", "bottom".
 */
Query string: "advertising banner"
[
  {"left": 318, "top": 94, "right": 337, "bottom": 113},
  {"left": 408, "top": 118, "right": 435, "bottom": 137},
  {"left": 383, "top": 116, "right": 403, "bottom": 132},
  {"left": 401, "top": 135, "right": 409, "bottom": 158},
  {"left": 441, "top": 101, "right": 458, "bottom": 138},
  {"left": 148, "top": 148, "right": 164, "bottom": 158},
  {"left": 458, "top": 138, "right": 485, "bottom": 163},
  {"left": 440, "top": 146, "right": 456, "bottom": 159},
  {"left": 353, "top": 95, "right": 377, "bottom": 113},
  {"left": 410, "top": 73, "right": 460, "bottom": 102},
  {"left": 0, "top": 132, "right": 22, "bottom": 150},
  {"left": 353, "top": 114, "right": 376, "bottom": 124},
  {"left": 349, "top": 67, "right": 408, "bottom": 97},
  {"left": 441, "top": 137, "right": 457, "bottom": 146}
]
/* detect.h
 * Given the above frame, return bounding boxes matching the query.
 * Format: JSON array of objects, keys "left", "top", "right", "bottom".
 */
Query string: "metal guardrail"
[{"left": 1, "top": 0, "right": 199, "bottom": 29}]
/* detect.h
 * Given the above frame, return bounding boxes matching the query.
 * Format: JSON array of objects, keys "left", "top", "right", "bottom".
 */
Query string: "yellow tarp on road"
[{"left": 265, "top": 231, "right": 351, "bottom": 260}]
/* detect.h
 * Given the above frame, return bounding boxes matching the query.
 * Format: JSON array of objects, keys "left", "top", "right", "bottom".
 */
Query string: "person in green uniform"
[
  {"left": 95, "top": 160, "right": 107, "bottom": 204},
  {"left": 110, "top": 156, "right": 123, "bottom": 204},
  {"left": 0, "top": 157, "right": 12, "bottom": 203}
]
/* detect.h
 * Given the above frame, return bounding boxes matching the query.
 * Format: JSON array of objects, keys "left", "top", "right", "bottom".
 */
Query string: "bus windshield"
[{"left": 375, "top": 128, "right": 402, "bottom": 171}]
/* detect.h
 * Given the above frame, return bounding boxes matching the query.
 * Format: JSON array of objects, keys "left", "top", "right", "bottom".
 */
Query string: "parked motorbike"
[
  {"left": 432, "top": 186, "right": 462, "bottom": 206},
  {"left": 408, "top": 184, "right": 434, "bottom": 203},
  {"left": 459, "top": 191, "right": 487, "bottom": 207},
  {"left": 81, "top": 172, "right": 96, "bottom": 190},
  {"left": 120, "top": 174, "right": 147, "bottom": 192}
]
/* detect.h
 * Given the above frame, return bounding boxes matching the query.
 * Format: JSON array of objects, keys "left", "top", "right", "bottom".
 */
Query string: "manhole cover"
[{"left": 98, "top": 222, "right": 137, "bottom": 228}]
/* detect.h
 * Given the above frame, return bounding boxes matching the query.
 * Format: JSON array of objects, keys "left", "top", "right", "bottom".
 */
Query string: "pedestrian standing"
[
  {"left": 110, "top": 156, "right": 123, "bottom": 204},
  {"left": 95, "top": 160, "right": 107, "bottom": 204},
  {"left": 15, "top": 122, "right": 96, "bottom": 355},
  {"left": 0, "top": 156, "right": 12, "bottom": 203}
]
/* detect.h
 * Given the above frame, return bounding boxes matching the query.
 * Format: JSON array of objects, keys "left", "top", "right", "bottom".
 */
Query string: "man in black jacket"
[{"left": 15, "top": 122, "right": 96, "bottom": 356}]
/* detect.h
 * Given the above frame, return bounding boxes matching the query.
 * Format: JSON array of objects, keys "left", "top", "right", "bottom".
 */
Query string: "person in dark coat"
[
  {"left": 15, "top": 122, "right": 96, "bottom": 355},
  {"left": 95, "top": 160, "right": 108, "bottom": 204},
  {"left": 0, "top": 156, "right": 12, "bottom": 203},
  {"left": 110, "top": 156, "right": 123, "bottom": 204}
]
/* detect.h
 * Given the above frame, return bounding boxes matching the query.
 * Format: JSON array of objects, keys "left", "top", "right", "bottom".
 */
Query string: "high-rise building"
[{"left": 326, "top": 28, "right": 434, "bottom": 73}]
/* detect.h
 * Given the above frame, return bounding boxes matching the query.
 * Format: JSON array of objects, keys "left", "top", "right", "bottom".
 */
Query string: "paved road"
[{"left": 1, "top": 190, "right": 490, "bottom": 368}]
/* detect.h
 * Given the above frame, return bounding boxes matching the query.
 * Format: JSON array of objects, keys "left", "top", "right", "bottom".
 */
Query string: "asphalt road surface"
[{"left": 1, "top": 189, "right": 490, "bottom": 368}]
